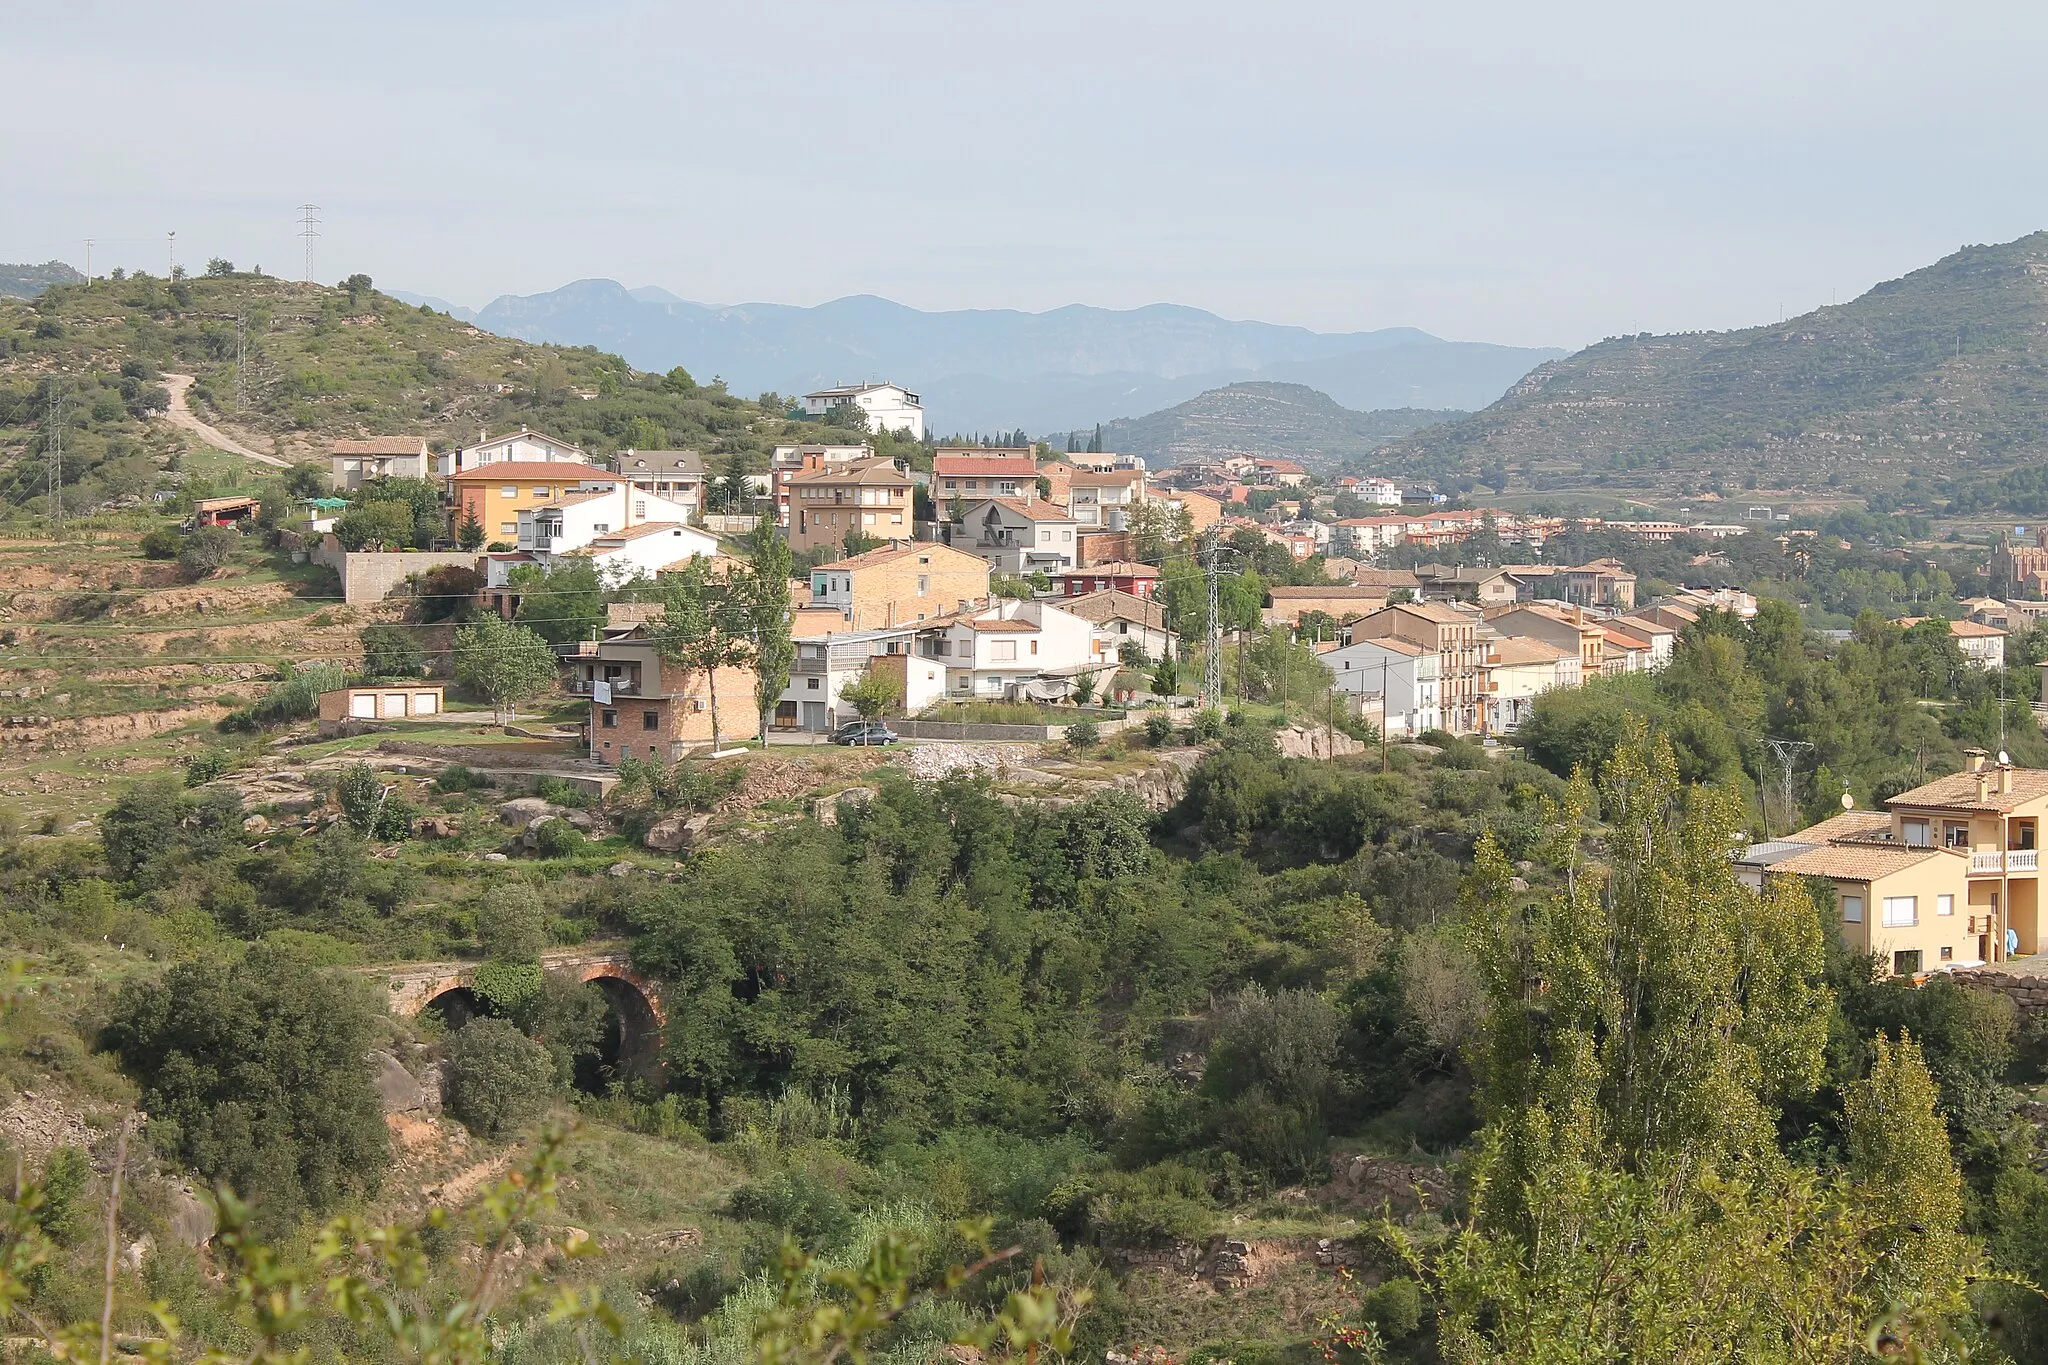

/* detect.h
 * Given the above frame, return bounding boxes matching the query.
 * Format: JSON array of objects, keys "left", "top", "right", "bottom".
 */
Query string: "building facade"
[
  {"left": 801, "top": 383, "right": 926, "bottom": 439},
  {"left": 785, "top": 457, "right": 916, "bottom": 554}
]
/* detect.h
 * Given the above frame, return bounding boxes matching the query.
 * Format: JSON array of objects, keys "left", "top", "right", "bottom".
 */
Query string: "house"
[
  {"left": 438, "top": 427, "right": 592, "bottom": 477},
  {"left": 1735, "top": 751, "right": 2045, "bottom": 975},
  {"left": 1062, "top": 588, "right": 1178, "bottom": 668},
  {"left": 615, "top": 450, "right": 707, "bottom": 516},
  {"left": 1895, "top": 617, "right": 2007, "bottom": 670},
  {"left": 932, "top": 451, "right": 1040, "bottom": 504},
  {"left": 1327, "top": 637, "right": 1441, "bottom": 738},
  {"left": 802, "top": 382, "right": 926, "bottom": 439},
  {"left": 317, "top": 683, "right": 444, "bottom": 723},
  {"left": 193, "top": 495, "right": 260, "bottom": 526},
  {"left": 1154, "top": 489, "right": 1224, "bottom": 536},
  {"left": 1353, "top": 477, "right": 1404, "bottom": 506},
  {"left": 807, "top": 541, "right": 991, "bottom": 630},
  {"left": 948, "top": 497, "right": 1081, "bottom": 574},
  {"left": 1487, "top": 602, "right": 1609, "bottom": 679},
  {"left": 1065, "top": 451, "right": 1147, "bottom": 473},
  {"left": 775, "top": 626, "right": 938, "bottom": 733},
  {"left": 572, "top": 624, "right": 760, "bottom": 761},
  {"left": 1264, "top": 584, "right": 1393, "bottom": 629},
  {"left": 785, "top": 457, "right": 916, "bottom": 554},
  {"left": 1415, "top": 564, "right": 1518, "bottom": 608},
  {"left": 516, "top": 484, "right": 699, "bottom": 563},
  {"left": 1348, "top": 601, "right": 1484, "bottom": 735},
  {"left": 450, "top": 462, "right": 614, "bottom": 544},
  {"left": 915, "top": 599, "right": 1097, "bottom": 698},
  {"left": 1610, "top": 613, "right": 1680, "bottom": 670},
  {"left": 1599, "top": 621, "right": 1656, "bottom": 674},
  {"left": 1480, "top": 637, "right": 1579, "bottom": 733},
  {"left": 330, "top": 437, "right": 430, "bottom": 490},
  {"left": 1066, "top": 470, "right": 1149, "bottom": 530},
  {"left": 771, "top": 444, "right": 873, "bottom": 527},
  {"left": 1332, "top": 515, "right": 1416, "bottom": 557},
  {"left": 1558, "top": 558, "right": 1638, "bottom": 610},
  {"left": 1253, "top": 458, "right": 1308, "bottom": 488},
  {"left": 570, "top": 521, "right": 723, "bottom": 585},
  {"left": 1055, "top": 561, "right": 1161, "bottom": 599}
]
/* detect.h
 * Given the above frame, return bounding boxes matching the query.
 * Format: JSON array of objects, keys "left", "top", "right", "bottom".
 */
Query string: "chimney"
[
  {"left": 1976, "top": 770, "right": 1992, "bottom": 804},
  {"left": 2000, "top": 763, "right": 2015, "bottom": 796},
  {"left": 1966, "top": 748, "right": 1988, "bottom": 773}
]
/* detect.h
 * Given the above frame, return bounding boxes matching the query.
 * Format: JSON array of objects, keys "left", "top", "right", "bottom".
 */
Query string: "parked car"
[{"left": 832, "top": 722, "right": 900, "bottom": 746}]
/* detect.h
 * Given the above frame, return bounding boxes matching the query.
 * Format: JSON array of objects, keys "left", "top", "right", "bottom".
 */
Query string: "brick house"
[{"left": 806, "top": 541, "right": 991, "bottom": 630}]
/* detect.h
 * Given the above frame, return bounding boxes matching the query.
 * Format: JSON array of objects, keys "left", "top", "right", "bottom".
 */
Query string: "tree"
[
  {"left": 281, "top": 462, "right": 327, "bottom": 499},
  {"left": 360, "top": 622, "right": 423, "bottom": 678},
  {"left": 838, "top": 667, "right": 904, "bottom": 721},
  {"left": 456, "top": 505, "right": 485, "bottom": 550},
  {"left": 442, "top": 1018, "right": 555, "bottom": 1138},
  {"left": 178, "top": 524, "right": 239, "bottom": 580},
  {"left": 205, "top": 257, "right": 234, "bottom": 277},
  {"left": 342, "top": 272, "right": 373, "bottom": 306},
  {"left": 335, "top": 761, "right": 386, "bottom": 834},
  {"left": 741, "top": 521, "right": 796, "bottom": 741},
  {"left": 453, "top": 613, "right": 559, "bottom": 723},
  {"left": 477, "top": 881, "right": 551, "bottom": 962},
  {"left": 333, "top": 499, "right": 414, "bottom": 551},
  {"left": 101, "top": 943, "right": 388, "bottom": 1232},
  {"left": 650, "top": 558, "right": 755, "bottom": 753},
  {"left": 510, "top": 557, "right": 605, "bottom": 645}
]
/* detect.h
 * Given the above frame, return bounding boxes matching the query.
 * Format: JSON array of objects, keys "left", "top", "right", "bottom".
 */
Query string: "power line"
[
  {"left": 1203, "top": 526, "right": 1222, "bottom": 709},
  {"left": 297, "top": 205, "right": 321, "bottom": 284}
]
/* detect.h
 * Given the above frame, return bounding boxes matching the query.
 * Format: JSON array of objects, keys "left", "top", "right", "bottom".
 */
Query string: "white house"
[
  {"left": 1065, "top": 471, "right": 1148, "bottom": 530},
  {"left": 1327, "top": 637, "right": 1441, "bottom": 738},
  {"left": 776, "top": 626, "right": 946, "bottom": 733},
  {"left": 949, "top": 497, "right": 1081, "bottom": 574},
  {"left": 437, "top": 426, "right": 594, "bottom": 476},
  {"left": 802, "top": 383, "right": 926, "bottom": 440},
  {"left": 1480, "top": 636, "right": 1579, "bottom": 734},
  {"left": 1061, "top": 589, "right": 1178, "bottom": 669},
  {"left": 516, "top": 484, "right": 699, "bottom": 563},
  {"left": 571, "top": 522, "right": 723, "bottom": 585},
  {"left": 916, "top": 599, "right": 1097, "bottom": 699},
  {"left": 615, "top": 450, "right": 706, "bottom": 517},
  {"left": 330, "top": 438, "right": 430, "bottom": 490}
]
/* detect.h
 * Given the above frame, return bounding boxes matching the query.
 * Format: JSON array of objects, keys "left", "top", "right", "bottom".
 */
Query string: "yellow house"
[{"left": 1741, "top": 749, "right": 2043, "bottom": 977}]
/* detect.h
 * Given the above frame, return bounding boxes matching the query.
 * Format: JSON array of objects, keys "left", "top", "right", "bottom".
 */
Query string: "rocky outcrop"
[
  {"left": 1112, "top": 748, "right": 1204, "bottom": 811},
  {"left": 645, "top": 811, "right": 712, "bottom": 852},
  {"left": 1274, "top": 724, "right": 1367, "bottom": 762}
]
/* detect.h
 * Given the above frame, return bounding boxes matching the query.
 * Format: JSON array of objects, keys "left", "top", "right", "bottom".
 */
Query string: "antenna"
[
  {"left": 1202, "top": 527, "right": 1224, "bottom": 710},
  {"left": 298, "top": 204, "right": 322, "bottom": 283},
  {"left": 84, "top": 239, "right": 92, "bottom": 284},
  {"left": 167, "top": 231, "right": 176, "bottom": 277}
]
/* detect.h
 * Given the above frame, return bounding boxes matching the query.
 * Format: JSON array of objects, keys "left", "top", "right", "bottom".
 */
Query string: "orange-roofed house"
[
  {"left": 1348, "top": 600, "right": 1484, "bottom": 734},
  {"left": 1155, "top": 489, "right": 1223, "bottom": 536},
  {"left": 914, "top": 598, "right": 1098, "bottom": 698},
  {"left": 949, "top": 497, "right": 1081, "bottom": 574},
  {"left": 785, "top": 457, "right": 916, "bottom": 554},
  {"left": 437, "top": 426, "right": 593, "bottom": 477},
  {"left": 932, "top": 450, "right": 1040, "bottom": 504},
  {"left": 451, "top": 462, "right": 616, "bottom": 545},
  {"left": 1899, "top": 616, "right": 2008, "bottom": 670}
]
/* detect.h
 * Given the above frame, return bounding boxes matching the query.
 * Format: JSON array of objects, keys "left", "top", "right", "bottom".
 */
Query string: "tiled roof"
[
  {"left": 469, "top": 429, "right": 586, "bottom": 455},
  {"left": 933, "top": 455, "right": 1038, "bottom": 478},
  {"left": 534, "top": 491, "right": 611, "bottom": 511},
  {"left": 816, "top": 542, "right": 986, "bottom": 572},
  {"left": 786, "top": 459, "right": 911, "bottom": 486},
  {"left": 1062, "top": 588, "right": 1167, "bottom": 631},
  {"left": 1769, "top": 843, "right": 1949, "bottom": 881},
  {"left": 592, "top": 521, "right": 693, "bottom": 543},
  {"left": 1380, "top": 600, "right": 1473, "bottom": 625},
  {"left": 1269, "top": 584, "right": 1392, "bottom": 599},
  {"left": 1885, "top": 767, "right": 2048, "bottom": 813},
  {"left": 970, "top": 496, "right": 1075, "bottom": 523},
  {"left": 451, "top": 462, "right": 610, "bottom": 482},
  {"left": 1067, "top": 471, "right": 1146, "bottom": 486},
  {"left": 1782, "top": 811, "right": 1894, "bottom": 844},
  {"left": 960, "top": 619, "right": 1037, "bottom": 632},
  {"left": 1489, "top": 637, "right": 1573, "bottom": 665},
  {"left": 1059, "top": 561, "right": 1160, "bottom": 579},
  {"left": 331, "top": 437, "right": 425, "bottom": 455}
]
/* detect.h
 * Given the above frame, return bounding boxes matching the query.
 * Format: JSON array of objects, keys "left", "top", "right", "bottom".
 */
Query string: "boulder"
[
  {"left": 644, "top": 812, "right": 712, "bottom": 852},
  {"left": 371, "top": 1050, "right": 427, "bottom": 1114},
  {"left": 497, "top": 796, "right": 556, "bottom": 827},
  {"left": 608, "top": 861, "right": 635, "bottom": 878},
  {"left": 241, "top": 813, "right": 269, "bottom": 835},
  {"left": 167, "top": 1184, "right": 215, "bottom": 1247}
]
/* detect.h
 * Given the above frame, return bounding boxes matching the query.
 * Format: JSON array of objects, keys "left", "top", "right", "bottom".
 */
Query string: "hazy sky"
[{"left": 7, "top": 0, "right": 2047, "bottom": 349}]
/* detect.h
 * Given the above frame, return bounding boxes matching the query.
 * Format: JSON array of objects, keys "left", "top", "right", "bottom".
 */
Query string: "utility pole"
[
  {"left": 84, "top": 239, "right": 92, "bottom": 284},
  {"left": 298, "top": 204, "right": 321, "bottom": 283},
  {"left": 234, "top": 315, "right": 248, "bottom": 412},
  {"left": 1203, "top": 526, "right": 1223, "bottom": 710},
  {"left": 167, "top": 231, "right": 175, "bottom": 277},
  {"left": 45, "top": 378, "right": 64, "bottom": 532},
  {"left": 1758, "top": 736, "right": 1814, "bottom": 839}
]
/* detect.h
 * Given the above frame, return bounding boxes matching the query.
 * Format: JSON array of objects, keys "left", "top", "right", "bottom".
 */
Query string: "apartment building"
[
  {"left": 801, "top": 382, "right": 926, "bottom": 439},
  {"left": 1737, "top": 751, "right": 2045, "bottom": 975},
  {"left": 785, "top": 457, "right": 916, "bottom": 554},
  {"left": 1066, "top": 470, "right": 1149, "bottom": 530},
  {"left": 1486, "top": 603, "right": 1609, "bottom": 679},
  {"left": 1348, "top": 601, "right": 1483, "bottom": 734},
  {"left": 1326, "top": 637, "right": 1441, "bottom": 737},
  {"left": 806, "top": 541, "right": 990, "bottom": 630},
  {"left": 932, "top": 451, "right": 1039, "bottom": 504},
  {"left": 1480, "top": 636, "right": 1580, "bottom": 733},
  {"left": 948, "top": 497, "right": 1081, "bottom": 574}
]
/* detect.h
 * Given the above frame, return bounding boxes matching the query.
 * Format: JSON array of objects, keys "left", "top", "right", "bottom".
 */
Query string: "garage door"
[
  {"left": 379, "top": 692, "right": 406, "bottom": 718},
  {"left": 412, "top": 692, "right": 438, "bottom": 715},
  {"left": 350, "top": 694, "right": 377, "bottom": 718}
]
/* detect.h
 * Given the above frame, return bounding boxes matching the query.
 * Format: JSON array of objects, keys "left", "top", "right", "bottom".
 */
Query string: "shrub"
[
  {"left": 1192, "top": 707, "right": 1225, "bottom": 741},
  {"left": 250, "top": 661, "right": 347, "bottom": 726},
  {"left": 182, "top": 747, "right": 234, "bottom": 786},
  {"left": 139, "top": 527, "right": 181, "bottom": 560},
  {"left": 360, "top": 623, "right": 423, "bottom": 678},
  {"left": 533, "top": 817, "right": 583, "bottom": 858},
  {"left": 477, "top": 883, "right": 551, "bottom": 961},
  {"left": 374, "top": 790, "right": 420, "bottom": 841},
  {"left": 535, "top": 776, "right": 591, "bottom": 809},
  {"left": 435, "top": 763, "right": 486, "bottom": 793},
  {"left": 443, "top": 1017, "right": 555, "bottom": 1137},
  {"left": 1065, "top": 720, "right": 1100, "bottom": 751},
  {"left": 178, "top": 524, "right": 240, "bottom": 581},
  {"left": 1144, "top": 712, "right": 1175, "bottom": 746},
  {"left": 1362, "top": 1277, "right": 1425, "bottom": 1339},
  {"left": 335, "top": 762, "right": 385, "bottom": 833}
]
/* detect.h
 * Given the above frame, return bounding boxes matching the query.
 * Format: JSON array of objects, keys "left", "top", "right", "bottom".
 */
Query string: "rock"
[
  {"left": 644, "top": 811, "right": 712, "bottom": 852},
  {"left": 122, "top": 1232, "right": 155, "bottom": 1271},
  {"left": 371, "top": 1050, "right": 427, "bottom": 1113},
  {"left": 242, "top": 813, "right": 269, "bottom": 834},
  {"left": 1114, "top": 748, "right": 1203, "bottom": 811},
  {"left": 1273, "top": 725, "right": 1366, "bottom": 761},
  {"left": 167, "top": 1184, "right": 215, "bottom": 1247},
  {"left": 483, "top": 851, "right": 509, "bottom": 862},
  {"left": 562, "top": 808, "right": 598, "bottom": 832},
  {"left": 497, "top": 796, "right": 556, "bottom": 827},
  {"left": 814, "top": 787, "right": 874, "bottom": 825},
  {"left": 1509, "top": 876, "right": 1530, "bottom": 892},
  {"left": 418, "top": 816, "right": 457, "bottom": 839},
  {"left": 608, "top": 861, "right": 635, "bottom": 878}
]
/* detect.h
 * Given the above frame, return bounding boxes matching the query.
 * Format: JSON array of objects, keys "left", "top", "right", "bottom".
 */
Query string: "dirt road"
[{"left": 158, "top": 374, "right": 290, "bottom": 468}]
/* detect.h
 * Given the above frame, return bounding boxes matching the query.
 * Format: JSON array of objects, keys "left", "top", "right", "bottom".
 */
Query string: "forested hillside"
[
  {"left": 1377, "top": 231, "right": 2048, "bottom": 515},
  {"left": 1094, "top": 382, "right": 1460, "bottom": 469}
]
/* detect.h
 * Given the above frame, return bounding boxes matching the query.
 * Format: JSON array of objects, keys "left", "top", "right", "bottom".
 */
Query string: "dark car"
[{"left": 832, "top": 722, "right": 900, "bottom": 746}]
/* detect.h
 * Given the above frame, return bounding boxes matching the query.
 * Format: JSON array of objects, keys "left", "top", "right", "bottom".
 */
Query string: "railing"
[
  {"left": 1970, "top": 850, "right": 2007, "bottom": 874},
  {"left": 569, "top": 679, "right": 640, "bottom": 697},
  {"left": 2008, "top": 849, "right": 2039, "bottom": 873}
]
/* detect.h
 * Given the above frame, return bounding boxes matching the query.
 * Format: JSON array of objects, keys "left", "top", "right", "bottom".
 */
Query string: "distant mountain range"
[
  {"left": 1374, "top": 230, "right": 2048, "bottom": 512},
  {"left": 1096, "top": 383, "right": 1461, "bottom": 469},
  {"left": 389, "top": 280, "right": 1562, "bottom": 435},
  {"left": 0, "top": 261, "right": 84, "bottom": 299}
]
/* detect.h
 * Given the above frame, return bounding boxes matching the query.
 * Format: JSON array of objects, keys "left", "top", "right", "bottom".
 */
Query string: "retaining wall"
[
  {"left": 311, "top": 537, "right": 482, "bottom": 605},
  {"left": 1952, "top": 966, "right": 2048, "bottom": 1019},
  {"left": 895, "top": 713, "right": 1140, "bottom": 742}
]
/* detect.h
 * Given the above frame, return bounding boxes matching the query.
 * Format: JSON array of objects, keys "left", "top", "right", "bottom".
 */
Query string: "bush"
[
  {"left": 435, "top": 763, "right": 486, "bottom": 793},
  {"left": 360, "top": 623, "right": 423, "bottom": 679},
  {"left": 477, "top": 883, "right": 551, "bottom": 961},
  {"left": 1192, "top": 707, "right": 1225, "bottom": 741},
  {"left": 139, "top": 527, "right": 181, "bottom": 560},
  {"left": 100, "top": 943, "right": 388, "bottom": 1232},
  {"left": 182, "top": 747, "right": 234, "bottom": 786},
  {"left": 1144, "top": 712, "right": 1175, "bottom": 746},
  {"left": 1065, "top": 720, "right": 1100, "bottom": 751},
  {"left": 1362, "top": 1277, "right": 1425, "bottom": 1339},
  {"left": 178, "top": 524, "right": 240, "bottom": 580},
  {"left": 443, "top": 1017, "right": 555, "bottom": 1137},
  {"left": 533, "top": 817, "right": 583, "bottom": 858},
  {"left": 249, "top": 661, "right": 347, "bottom": 727},
  {"left": 335, "top": 762, "right": 385, "bottom": 833}
]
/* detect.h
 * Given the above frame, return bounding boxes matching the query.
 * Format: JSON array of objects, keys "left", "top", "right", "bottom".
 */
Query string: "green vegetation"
[{"left": 1099, "top": 382, "right": 1462, "bottom": 470}]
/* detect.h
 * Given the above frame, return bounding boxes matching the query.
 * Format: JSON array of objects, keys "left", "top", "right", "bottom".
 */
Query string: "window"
[
  {"left": 594, "top": 523, "right": 609, "bottom": 534},
  {"left": 1892, "top": 950, "right": 1922, "bottom": 976},
  {"left": 1901, "top": 818, "right": 1930, "bottom": 847},
  {"left": 807, "top": 677, "right": 820, "bottom": 689},
  {"left": 1944, "top": 822, "right": 1971, "bottom": 848},
  {"left": 1937, "top": 894, "right": 1955, "bottom": 917},
  {"left": 1940, "top": 945, "right": 1953, "bottom": 961},
  {"left": 500, "top": 522, "right": 516, "bottom": 535},
  {"left": 1882, "top": 896, "right": 1918, "bottom": 927},
  {"left": 501, "top": 485, "right": 517, "bottom": 498},
  {"left": 642, "top": 710, "right": 659, "bottom": 730},
  {"left": 601, "top": 709, "right": 618, "bottom": 729},
  {"left": 917, "top": 575, "right": 929, "bottom": 595},
  {"left": 990, "top": 641, "right": 1017, "bottom": 661},
  {"left": 1842, "top": 895, "right": 1864, "bottom": 924}
]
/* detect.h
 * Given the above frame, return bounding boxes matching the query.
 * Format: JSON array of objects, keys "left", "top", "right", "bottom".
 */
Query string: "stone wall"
[
  {"left": 1952, "top": 967, "right": 2048, "bottom": 1019},
  {"left": 312, "top": 536, "right": 481, "bottom": 605}
]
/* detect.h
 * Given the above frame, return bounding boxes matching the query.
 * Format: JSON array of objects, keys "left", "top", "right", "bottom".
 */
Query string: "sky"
[{"left": 6, "top": 0, "right": 2048, "bottom": 350}]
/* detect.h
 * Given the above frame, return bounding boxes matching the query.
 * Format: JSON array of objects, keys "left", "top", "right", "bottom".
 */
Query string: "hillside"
[
  {"left": 0, "top": 271, "right": 859, "bottom": 516},
  {"left": 453, "top": 279, "right": 1561, "bottom": 433},
  {"left": 0, "top": 261, "right": 83, "bottom": 299},
  {"left": 1097, "top": 381, "right": 1461, "bottom": 468},
  {"left": 1373, "top": 231, "right": 2048, "bottom": 516}
]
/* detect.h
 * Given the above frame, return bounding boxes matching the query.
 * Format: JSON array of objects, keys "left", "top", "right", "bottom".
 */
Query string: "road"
[{"left": 158, "top": 373, "right": 291, "bottom": 468}]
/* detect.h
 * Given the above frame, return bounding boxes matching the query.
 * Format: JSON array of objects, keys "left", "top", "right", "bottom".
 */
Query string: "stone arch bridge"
[{"left": 371, "top": 947, "right": 668, "bottom": 1079}]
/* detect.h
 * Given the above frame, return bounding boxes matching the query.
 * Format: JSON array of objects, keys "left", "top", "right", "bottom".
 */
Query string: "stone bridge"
[{"left": 370, "top": 946, "right": 668, "bottom": 1079}]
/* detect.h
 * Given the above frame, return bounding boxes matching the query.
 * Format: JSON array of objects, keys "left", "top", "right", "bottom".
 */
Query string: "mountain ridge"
[{"left": 1098, "top": 381, "right": 1462, "bottom": 469}]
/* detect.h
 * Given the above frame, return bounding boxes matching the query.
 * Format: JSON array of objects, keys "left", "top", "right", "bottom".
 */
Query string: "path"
[{"left": 158, "top": 374, "right": 291, "bottom": 468}]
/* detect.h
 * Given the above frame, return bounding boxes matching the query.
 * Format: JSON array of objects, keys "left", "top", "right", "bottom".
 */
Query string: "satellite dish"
[
  {"left": 1999, "top": 750, "right": 2011, "bottom": 766},
  {"left": 1841, "top": 792, "right": 1855, "bottom": 811}
]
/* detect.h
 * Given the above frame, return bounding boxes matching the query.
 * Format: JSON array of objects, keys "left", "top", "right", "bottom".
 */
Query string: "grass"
[{"left": 916, "top": 700, "right": 1126, "bottom": 726}]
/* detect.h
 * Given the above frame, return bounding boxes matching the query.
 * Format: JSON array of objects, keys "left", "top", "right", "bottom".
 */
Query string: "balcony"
[
  {"left": 569, "top": 678, "right": 640, "bottom": 697},
  {"left": 1971, "top": 851, "right": 2005, "bottom": 875},
  {"left": 1966, "top": 850, "right": 2041, "bottom": 874},
  {"left": 2009, "top": 849, "right": 2040, "bottom": 873}
]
